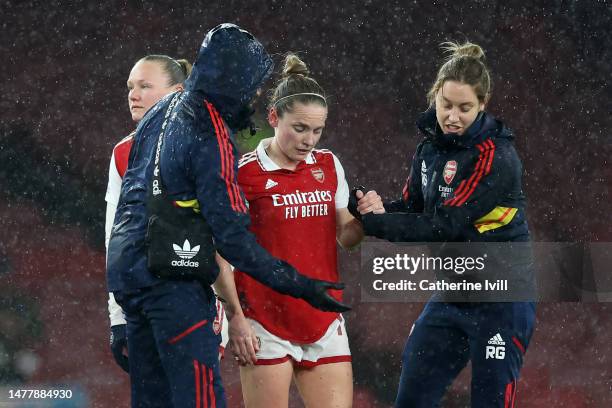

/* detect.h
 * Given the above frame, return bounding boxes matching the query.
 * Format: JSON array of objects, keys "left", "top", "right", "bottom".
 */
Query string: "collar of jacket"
[{"left": 416, "top": 108, "right": 509, "bottom": 149}]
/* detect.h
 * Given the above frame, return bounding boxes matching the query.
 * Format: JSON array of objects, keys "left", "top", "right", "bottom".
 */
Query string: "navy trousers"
[
  {"left": 115, "top": 280, "right": 225, "bottom": 408},
  {"left": 395, "top": 301, "right": 535, "bottom": 408}
]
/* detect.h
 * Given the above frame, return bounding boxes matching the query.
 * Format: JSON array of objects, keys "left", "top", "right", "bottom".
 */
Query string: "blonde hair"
[
  {"left": 139, "top": 55, "right": 192, "bottom": 86},
  {"left": 269, "top": 53, "right": 327, "bottom": 116},
  {"left": 427, "top": 41, "right": 491, "bottom": 106}
]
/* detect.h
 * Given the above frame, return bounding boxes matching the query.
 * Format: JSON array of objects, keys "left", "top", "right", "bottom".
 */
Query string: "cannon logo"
[{"left": 171, "top": 239, "right": 200, "bottom": 267}]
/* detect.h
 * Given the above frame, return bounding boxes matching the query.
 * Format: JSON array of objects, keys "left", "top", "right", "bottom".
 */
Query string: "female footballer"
[{"left": 226, "top": 53, "right": 382, "bottom": 408}]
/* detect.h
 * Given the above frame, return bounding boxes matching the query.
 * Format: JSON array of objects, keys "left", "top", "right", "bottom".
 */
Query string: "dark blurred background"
[{"left": 1, "top": 0, "right": 610, "bottom": 406}]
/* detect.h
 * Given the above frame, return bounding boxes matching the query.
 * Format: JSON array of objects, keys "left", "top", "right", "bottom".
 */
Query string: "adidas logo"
[
  {"left": 488, "top": 333, "right": 505, "bottom": 346},
  {"left": 173, "top": 239, "right": 200, "bottom": 259},
  {"left": 171, "top": 239, "right": 200, "bottom": 268},
  {"left": 265, "top": 179, "right": 278, "bottom": 190},
  {"left": 486, "top": 333, "right": 506, "bottom": 360}
]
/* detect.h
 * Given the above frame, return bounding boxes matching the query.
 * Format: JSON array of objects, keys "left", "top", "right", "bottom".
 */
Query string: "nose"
[
  {"left": 129, "top": 87, "right": 140, "bottom": 101},
  {"left": 302, "top": 131, "right": 316, "bottom": 147},
  {"left": 448, "top": 107, "right": 460, "bottom": 122}
]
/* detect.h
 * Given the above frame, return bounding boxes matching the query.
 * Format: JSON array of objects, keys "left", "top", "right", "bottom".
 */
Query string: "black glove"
[
  {"left": 110, "top": 324, "right": 129, "bottom": 373},
  {"left": 348, "top": 185, "right": 366, "bottom": 221},
  {"left": 301, "top": 279, "right": 351, "bottom": 312},
  {"left": 242, "top": 259, "right": 352, "bottom": 312}
]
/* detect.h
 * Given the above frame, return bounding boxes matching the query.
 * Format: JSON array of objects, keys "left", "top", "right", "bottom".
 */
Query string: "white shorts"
[{"left": 248, "top": 315, "right": 351, "bottom": 367}]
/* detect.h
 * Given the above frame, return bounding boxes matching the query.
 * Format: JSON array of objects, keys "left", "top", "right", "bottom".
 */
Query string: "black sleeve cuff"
[{"left": 383, "top": 200, "right": 406, "bottom": 214}]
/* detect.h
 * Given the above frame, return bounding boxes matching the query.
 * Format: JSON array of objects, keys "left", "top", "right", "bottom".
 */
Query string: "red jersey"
[{"left": 235, "top": 138, "right": 349, "bottom": 343}]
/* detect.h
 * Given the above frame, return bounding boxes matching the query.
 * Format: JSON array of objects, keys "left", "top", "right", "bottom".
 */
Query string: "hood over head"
[{"left": 185, "top": 23, "right": 274, "bottom": 129}]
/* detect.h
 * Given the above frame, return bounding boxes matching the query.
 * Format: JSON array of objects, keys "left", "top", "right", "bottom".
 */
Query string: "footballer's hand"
[
  {"left": 228, "top": 314, "right": 259, "bottom": 366},
  {"left": 303, "top": 280, "right": 351, "bottom": 312},
  {"left": 357, "top": 190, "right": 385, "bottom": 215},
  {"left": 110, "top": 324, "right": 129, "bottom": 373}
]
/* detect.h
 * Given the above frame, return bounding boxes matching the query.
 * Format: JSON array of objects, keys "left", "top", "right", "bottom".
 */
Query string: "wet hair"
[
  {"left": 268, "top": 53, "right": 327, "bottom": 116},
  {"left": 427, "top": 41, "right": 491, "bottom": 106},
  {"left": 138, "top": 54, "right": 192, "bottom": 86}
]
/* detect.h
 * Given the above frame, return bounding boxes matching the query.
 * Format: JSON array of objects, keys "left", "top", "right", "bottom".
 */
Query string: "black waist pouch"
[{"left": 145, "top": 207, "right": 219, "bottom": 286}]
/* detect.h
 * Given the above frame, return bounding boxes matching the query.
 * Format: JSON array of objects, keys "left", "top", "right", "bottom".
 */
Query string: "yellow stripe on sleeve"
[{"left": 474, "top": 206, "right": 518, "bottom": 233}]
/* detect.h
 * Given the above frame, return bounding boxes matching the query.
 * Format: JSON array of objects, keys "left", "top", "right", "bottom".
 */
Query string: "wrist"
[
  {"left": 225, "top": 306, "right": 244, "bottom": 321},
  {"left": 272, "top": 259, "right": 310, "bottom": 299}
]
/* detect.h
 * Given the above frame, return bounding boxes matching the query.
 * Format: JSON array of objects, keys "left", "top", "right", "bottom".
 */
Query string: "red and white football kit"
[
  {"left": 105, "top": 133, "right": 135, "bottom": 327},
  {"left": 105, "top": 133, "right": 134, "bottom": 251},
  {"left": 235, "top": 137, "right": 351, "bottom": 365}
]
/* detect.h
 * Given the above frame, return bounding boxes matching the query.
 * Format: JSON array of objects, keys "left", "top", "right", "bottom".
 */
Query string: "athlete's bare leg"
[
  {"left": 240, "top": 361, "right": 293, "bottom": 408},
  {"left": 294, "top": 362, "right": 353, "bottom": 408}
]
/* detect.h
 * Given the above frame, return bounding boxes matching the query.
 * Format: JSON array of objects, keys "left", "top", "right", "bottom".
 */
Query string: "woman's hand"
[
  {"left": 228, "top": 313, "right": 259, "bottom": 366},
  {"left": 356, "top": 189, "right": 386, "bottom": 215}
]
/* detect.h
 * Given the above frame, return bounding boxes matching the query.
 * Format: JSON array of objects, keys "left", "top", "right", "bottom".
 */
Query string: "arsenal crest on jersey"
[
  {"left": 311, "top": 168, "right": 325, "bottom": 183},
  {"left": 443, "top": 160, "right": 457, "bottom": 185}
]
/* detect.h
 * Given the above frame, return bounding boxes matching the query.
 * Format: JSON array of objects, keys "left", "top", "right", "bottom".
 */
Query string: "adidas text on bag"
[{"left": 171, "top": 239, "right": 201, "bottom": 267}]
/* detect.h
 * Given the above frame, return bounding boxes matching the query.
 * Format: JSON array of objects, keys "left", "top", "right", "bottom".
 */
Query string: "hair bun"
[
  {"left": 282, "top": 53, "right": 309, "bottom": 78},
  {"left": 176, "top": 59, "right": 193, "bottom": 77},
  {"left": 441, "top": 41, "right": 485, "bottom": 60}
]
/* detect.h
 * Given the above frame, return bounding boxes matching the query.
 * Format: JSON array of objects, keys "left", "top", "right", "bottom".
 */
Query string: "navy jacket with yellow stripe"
[{"left": 363, "top": 108, "right": 530, "bottom": 243}]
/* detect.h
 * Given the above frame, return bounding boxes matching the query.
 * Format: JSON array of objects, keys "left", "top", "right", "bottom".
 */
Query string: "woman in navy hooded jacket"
[
  {"left": 106, "top": 24, "right": 348, "bottom": 408},
  {"left": 354, "top": 42, "right": 535, "bottom": 407}
]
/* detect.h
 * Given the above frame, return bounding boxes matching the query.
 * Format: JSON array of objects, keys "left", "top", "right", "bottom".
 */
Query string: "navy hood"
[
  {"left": 417, "top": 107, "right": 513, "bottom": 149},
  {"left": 185, "top": 23, "right": 274, "bottom": 127}
]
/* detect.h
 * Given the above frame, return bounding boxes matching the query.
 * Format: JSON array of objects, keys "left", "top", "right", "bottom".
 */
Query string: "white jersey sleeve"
[
  {"left": 105, "top": 151, "right": 122, "bottom": 250},
  {"left": 108, "top": 293, "right": 127, "bottom": 326},
  {"left": 332, "top": 153, "right": 349, "bottom": 209},
  {"left": 105, "top": 150, "right": 126, "bottom": 326}
]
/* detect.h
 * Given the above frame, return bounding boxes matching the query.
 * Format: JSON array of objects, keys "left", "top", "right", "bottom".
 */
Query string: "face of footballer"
[
  {"left": 127, "top": 60, "right": 181, "bottom": 122},
  {"left": 435, "top": 80, "right": 485, "bottom": 135},
  {"left": 267, "top": 102, "right": 328, "bottom": 168}
]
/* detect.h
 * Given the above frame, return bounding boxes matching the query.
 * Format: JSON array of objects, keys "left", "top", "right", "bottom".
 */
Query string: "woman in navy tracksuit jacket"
[{"left": 358, "top": 41, "right": 536, "bottom": 407}]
